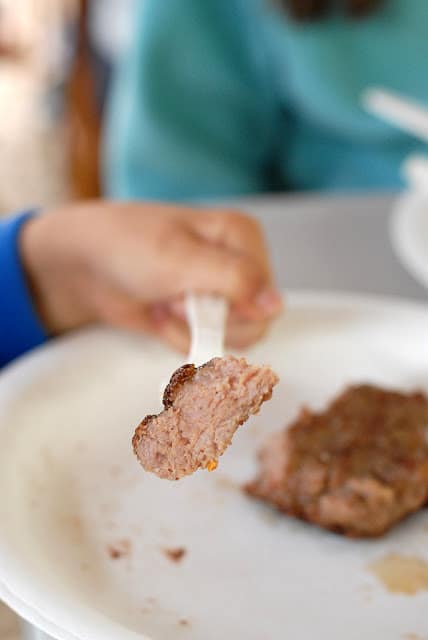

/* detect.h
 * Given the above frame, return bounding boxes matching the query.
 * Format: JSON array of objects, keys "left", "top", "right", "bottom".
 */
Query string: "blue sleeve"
[
  {"left": 103, "top": 0, "right": 279, "bottom": 201},
  {"left": 0, "top": 212, "right": 47, "bottom": 368}
]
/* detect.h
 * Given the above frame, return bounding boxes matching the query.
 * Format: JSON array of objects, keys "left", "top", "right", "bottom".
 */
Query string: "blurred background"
[
  {"left": 1, "top": 0, "right": 427, "bottom": 215},
  {"left": 0, "top": 0, "right": 133, "bottom": 214}
]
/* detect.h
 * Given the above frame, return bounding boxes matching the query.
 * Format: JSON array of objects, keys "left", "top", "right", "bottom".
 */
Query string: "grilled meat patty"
[{"left": 246, "top": 385, "right": 428, "bottom": 537}]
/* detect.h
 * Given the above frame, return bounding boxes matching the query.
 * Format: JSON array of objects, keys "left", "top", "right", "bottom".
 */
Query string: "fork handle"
[{"left": 185, "top": 293, "right": 228, "bottom": 366}]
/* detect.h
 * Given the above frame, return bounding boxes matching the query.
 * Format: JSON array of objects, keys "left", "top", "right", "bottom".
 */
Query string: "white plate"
[
  {"left": 390, "top": 191, "right": 428, "bottom": 290},
  {"left": 1, "top": 292, "right": 428, "bottom": 640}
]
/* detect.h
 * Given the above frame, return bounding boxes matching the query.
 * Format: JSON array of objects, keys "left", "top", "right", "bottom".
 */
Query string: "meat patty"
[
  {"left": 133, "top": 356, "right": 278, "bottom": 480},
  {"left": 246, "top": 385, "right": 428, "bottom": 537}
]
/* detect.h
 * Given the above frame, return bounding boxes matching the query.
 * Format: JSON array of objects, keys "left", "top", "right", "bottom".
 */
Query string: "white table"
[{"left": 1, "top": 192, "right": 426, "bottom": 640}]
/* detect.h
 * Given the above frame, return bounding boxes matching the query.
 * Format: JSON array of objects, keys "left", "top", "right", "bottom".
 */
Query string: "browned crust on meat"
[
  {"left": 259, "top": 388, "right": 276, "bottom": 405},
  {"left": 132, "top": 364, "right": 197, "bottom": 454},
  {"left": 162, "top": 364, "right": 197, "bottom": 408},
  {"left": 162, "top": 546, "right": 187, "bottom": 562},
  {"left": 132, "top": 414, "right": 157, "bottom": 452}
]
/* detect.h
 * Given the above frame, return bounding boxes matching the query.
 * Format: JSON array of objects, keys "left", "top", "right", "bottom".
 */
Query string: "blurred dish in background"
[
  {"left": 68, "top": 0, "right": 135, "bottom": 198},
  {"left": 390, "top": 191, "right": 428, "bottom": 291},
  {"left": 364, "top": 88, "right": 428, "bottom": 291}
]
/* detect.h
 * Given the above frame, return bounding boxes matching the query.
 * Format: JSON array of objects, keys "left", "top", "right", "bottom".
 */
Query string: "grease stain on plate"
[{"left": 368, "top": 553, "right": 428, "bottom": 595}]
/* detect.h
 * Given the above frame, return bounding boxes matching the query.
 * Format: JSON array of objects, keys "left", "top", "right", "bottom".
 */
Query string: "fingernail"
[{"left": 255, "top": 288, "right": 283, "bottom": 313}]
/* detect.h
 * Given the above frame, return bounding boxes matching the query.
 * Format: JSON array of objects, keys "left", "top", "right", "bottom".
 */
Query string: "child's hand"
[{"left": 20, "top": 201, "right": 283, "bottom": 351}]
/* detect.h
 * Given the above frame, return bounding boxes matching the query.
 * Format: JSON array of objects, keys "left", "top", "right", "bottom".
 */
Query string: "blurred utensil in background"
[
  {"left": 362, "top": 87, "right": 428, "bottom": 192},
  {"left": 362, "top": 87, "right": 428, "bottom": 142},
  {"left": 368, "top": 90, "right": 428, "bottom": 290}
]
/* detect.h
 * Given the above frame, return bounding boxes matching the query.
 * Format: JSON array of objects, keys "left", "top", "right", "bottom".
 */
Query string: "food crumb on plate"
[
  {"left": 107, "top": 538, "right": 132, "bottom": 559},
  {"left": 163, "top": 547, "right": 187, "bottom": 563},
  {"left": 206, "top": 459, "right": 218, "bottom": 472},
  {"left": 178, "top": 618, "right": 190, "bottom": 626}
]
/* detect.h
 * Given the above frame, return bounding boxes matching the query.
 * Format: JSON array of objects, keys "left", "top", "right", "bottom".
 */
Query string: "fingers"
[
  {"left": 232, "top": 288, "right": 284, "bottom": 321},
  {"left": 98, "top": 287, "right": 272, "bottom": 355},
  {"left": 96, "top": 291, "right": 191, "bottom": 353},
  {"left": 78, "top": 201, "right": 283, "bottom": 350},
  {"left": 95, "top": 293, "right": 156, "bottom": 334},
  {"left": 158, "top": 298, "right": 277, "bottom": 352},
  {"left": 226, "top": 315, "right": 273, "bottom": 349},
  {"left": 170, "top": 230, "right": 267, "bottom": 303},
  {"left": 154, "top": 317, "right": 190, "bottom": 354},
  {"left": 167, "top": 288, "right": 283, "bottom": 326},
  {"left": 188, "top": 209, "right": 272, "bottom": 280},
  {"left": 186, "top": 209, "right": 282, "bottom": 318}
]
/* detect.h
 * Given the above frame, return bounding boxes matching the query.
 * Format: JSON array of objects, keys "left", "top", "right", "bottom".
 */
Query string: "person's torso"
[{"left": 260, "top": 0, "right": 428, "bottom": 190}]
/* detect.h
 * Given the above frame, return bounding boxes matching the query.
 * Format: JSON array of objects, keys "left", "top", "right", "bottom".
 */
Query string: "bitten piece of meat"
[
  {"left": 246, "top": 385, "right": 428, "bottom": 537},
  {"left": 133, "top": 356, "right": 278, "bottom": 480}
]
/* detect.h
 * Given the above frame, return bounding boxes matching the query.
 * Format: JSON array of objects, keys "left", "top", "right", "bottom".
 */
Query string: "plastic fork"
[
  {"left": 159, "top": 293, "right": 228, "bottom": 403},
  {"left": 185, "top": 293, "right": 228, "bottom": 366}
]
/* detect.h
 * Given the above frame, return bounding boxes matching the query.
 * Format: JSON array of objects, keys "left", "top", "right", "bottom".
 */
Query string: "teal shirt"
[{"left": 104, "top": 0, "right": 428, "bottom": 200}]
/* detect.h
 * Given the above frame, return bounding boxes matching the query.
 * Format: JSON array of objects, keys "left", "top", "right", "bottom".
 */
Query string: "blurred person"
[
  {"left": 67, "top": 0, "right": 136, "bottom": 196},
  {"left": 0, "top": 0, "right": 77, "bottom": 213},
  {"left": 0, "top": 201, "right": 282, "bottom": 368},
  {"left": 86, "top": 0, "right": 135, "bottom": 106},
  {"left": 104, "top": 0, "right": 428, "bottom": 201},
  {"left": 66, "top": 0, "right": 102, "bottom": 199},
  {"left": 0, "top": 0, "right": 110, "bottom": 212}
]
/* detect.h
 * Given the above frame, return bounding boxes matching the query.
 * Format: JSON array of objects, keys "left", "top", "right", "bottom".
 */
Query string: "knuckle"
[
  {"left": 227, "top": 320, "right": 268, "bottom": 349},
  {"left": 224, "top": 210, "right": 264, "bottom": 244},
  {"left": 222, "top": 209, "right": 251, "bottom": 230},
  {"left": 226, "top": 256, "right": 260, "bottom": 297}
]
